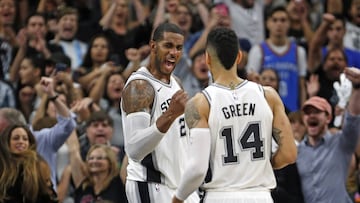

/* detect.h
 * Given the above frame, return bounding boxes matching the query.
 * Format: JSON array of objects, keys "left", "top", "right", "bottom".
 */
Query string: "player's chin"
[{"left": 162, "top": 63, "right": 175, "bottom": 74}]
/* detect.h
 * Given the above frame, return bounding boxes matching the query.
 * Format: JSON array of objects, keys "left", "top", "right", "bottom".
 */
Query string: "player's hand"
[
  {"left": 168, "top": 90, "right": 188, "bottom": 118},
  {"left": 172, "top": 196, "right": 184, "bottom": 203}
]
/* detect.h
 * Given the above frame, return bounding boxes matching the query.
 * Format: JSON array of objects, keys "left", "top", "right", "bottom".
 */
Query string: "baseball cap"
[
  {"left": 212, "top": 3, "right": 229, "bottom": 17},
  {"left": 302, "top": 96, "right": 332, "bottom": 116}
]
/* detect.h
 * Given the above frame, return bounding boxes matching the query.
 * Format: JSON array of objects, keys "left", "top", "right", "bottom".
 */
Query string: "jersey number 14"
[{"left": 221, "top": 123, "right": 264, "bottom": 164}]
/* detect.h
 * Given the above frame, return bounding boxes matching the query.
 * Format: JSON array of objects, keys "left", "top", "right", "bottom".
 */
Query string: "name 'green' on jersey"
[{"left": 201, "top": 80, "right": 276, "bottom": 192}]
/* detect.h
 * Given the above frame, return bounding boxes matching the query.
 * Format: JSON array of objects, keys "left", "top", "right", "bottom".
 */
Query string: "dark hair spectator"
[{"left": 0, "top": 124, "right": 58, "bottom": 203}]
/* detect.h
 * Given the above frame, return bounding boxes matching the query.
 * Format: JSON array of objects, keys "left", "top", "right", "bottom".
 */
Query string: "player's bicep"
[
  {"left": 185, "top": 94, "right": 209, "bottom": 129},
  {"left": 264, "top": 87, "right": 292, "bottom": 145},
  {"left": 122, "top": 80, "right": 155, "bottom": 114}
]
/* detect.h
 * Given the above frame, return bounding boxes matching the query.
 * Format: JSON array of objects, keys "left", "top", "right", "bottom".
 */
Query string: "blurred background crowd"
[{"left": 0, "top": 0, "right": 360, "bottom": 202}]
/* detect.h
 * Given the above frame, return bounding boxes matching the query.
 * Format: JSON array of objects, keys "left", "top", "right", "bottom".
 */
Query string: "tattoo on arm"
[
  {"left": 272, "top": 128, "right": 282, "bottom": 146},
  {"left": 185, "top": 100, "right": 201, "bottom": 129},
  {"left": 122, "top": 80, "right": 155, "bottom": 114}
]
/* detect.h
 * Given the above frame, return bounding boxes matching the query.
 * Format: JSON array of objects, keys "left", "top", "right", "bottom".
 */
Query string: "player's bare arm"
[
  {"left": 264, "top": 86, "right": 297, "bottom": 169},
  {"left": 185, "top": 99, "right": 201, "bottom": 128},
  {"left": 122, "top": 79, "right": 155, "bottom": 114},
  {"left": 173, "top": 93, "right": 211, "bottom": 203},
  {"left": 122, "top": 79, "right": 164, "bottom": 162},
  {"left": 272, "top": 128, "right": 282, "bottom": 147},
  {"left": 185, "top": 93, "right": 210, "bottom": 129}
]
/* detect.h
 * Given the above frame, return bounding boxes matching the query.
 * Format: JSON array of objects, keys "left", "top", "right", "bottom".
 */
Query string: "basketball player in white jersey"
[
  {"left": 172, "top": 27, "right": 297, "bottom": 203},
  {"left": 121, "top": 23, "right": 199, "bottom": 203}
]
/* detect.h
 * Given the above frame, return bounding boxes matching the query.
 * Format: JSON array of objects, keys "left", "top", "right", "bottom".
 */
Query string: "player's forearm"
[
  {"left": 175, "top": 162, "right": 206, "bottom": 200},
  {"left": 271, "top": 137, "right": 297, "bottom": 169},
  {"left": 175, "top": 128, "right": 210, "bottom": 200},
  {"left": 125, "top": 112, "right": 165, "bottom": 162},
  {"left": 155, "top": 109, "right": 181, "bottom": 133}
]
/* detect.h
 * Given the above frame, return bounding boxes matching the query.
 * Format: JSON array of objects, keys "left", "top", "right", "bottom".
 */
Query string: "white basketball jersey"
[
  {"left": 201, "top": 80, "right": 276, "bottom": 192},
  {"left": 121, "top": 67, "right": 188, "bottom": 189}
]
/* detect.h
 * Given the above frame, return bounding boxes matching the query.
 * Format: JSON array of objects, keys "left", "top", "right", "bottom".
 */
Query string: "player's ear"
[
  {"left": 150, "top": 40, "right": 156, "bottom": 51},
  {"left": 236, "top": 50, "right": 243, "bottom": 65},
  {"left": 205, "top": 51, "right": 211, "bottom": 66}
]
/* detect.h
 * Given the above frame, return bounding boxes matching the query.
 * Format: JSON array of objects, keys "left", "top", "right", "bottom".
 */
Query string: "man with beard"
[
  {"left": 308, "top": 13, "right": 360, "bottom": 73},
  {"left": 297, "top": 67, "right": 360, "bottom": 203},
  {"left": 306, "top": 48, "right": 347, "bottom": 127},
  {"left": 121, "top": 23, "right": 199, "bottom": 202}
]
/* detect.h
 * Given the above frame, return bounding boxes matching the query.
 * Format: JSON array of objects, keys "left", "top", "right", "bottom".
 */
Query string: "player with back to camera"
[{"left": 172, "top": 27, "right": 297, "bottom": 203}]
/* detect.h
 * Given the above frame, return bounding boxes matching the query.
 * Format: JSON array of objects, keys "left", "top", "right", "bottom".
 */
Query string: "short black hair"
[
  {"left": 25, "top": 55, "right": 46, "bottom": 70},
  {"left": 86, "top": 111, "right": 113, "bottom": 128},
  {"left": 206, "top": 27, "right": 239, "bottom": 70},
  {"left": 191, "top": 49, "right": 205, "bottom": 61},
  {"left": 25, "top": 12, "right": 46, "bottom": 25},
  {"left": 152, "top": 23, "right": 184, "bottom": 42},
  {"left": 332, "top": 13, "right": 346, "bottom": 28},
  {"left": 266, "top": 6, "right": 288, "bottom": 20}
]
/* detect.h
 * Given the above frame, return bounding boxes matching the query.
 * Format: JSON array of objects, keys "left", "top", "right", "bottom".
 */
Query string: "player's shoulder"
[
  {"left": 122, "top": 79, "right": 155, "bottom": 114},
  {"left": 185, "top": 92, "right": 209, "bottom": 128},
  {"left": 125, "top": 79, "right": 154, "bottom": 93},
  {"left": 263, "top": 86, "right": 282, "bottom": 109}
]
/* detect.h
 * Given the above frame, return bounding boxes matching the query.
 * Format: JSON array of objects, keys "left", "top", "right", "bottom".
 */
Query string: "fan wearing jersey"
[
  {"left": 172, "top": 27, "right": 297, "bottom": 203},
  {"left": 121, "top": 22, "right": 199, "bottom": 203}
]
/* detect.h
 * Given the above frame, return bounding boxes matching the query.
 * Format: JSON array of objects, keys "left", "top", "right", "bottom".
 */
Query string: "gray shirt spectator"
[
  {"left": 32, "top": 112, "right": 76, "bottom": 189},
  {"left": 0, "top": 77, "right": 77, "bottom": 190},
  {"left": 297, "top": 113, "right": 360, "bottom": 203},
  {"left": 297, "top": 68, "right": 360, "bottom": 203}
]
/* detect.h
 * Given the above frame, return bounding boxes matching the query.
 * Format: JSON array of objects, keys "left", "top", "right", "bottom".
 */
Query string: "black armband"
[
  {"left": 48, "top": 94, "right": 59, "bottom": 101},
  {"left": 353, "top": 83, "right": 360, "bottom": 89}
]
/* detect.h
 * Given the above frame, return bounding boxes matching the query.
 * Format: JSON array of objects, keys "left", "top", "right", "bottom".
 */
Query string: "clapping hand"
[{"left": 40, "top": 77, "right": 56, "bottom": 97}]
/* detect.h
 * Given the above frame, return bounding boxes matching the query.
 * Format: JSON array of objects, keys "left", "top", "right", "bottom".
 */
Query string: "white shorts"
[
  {"left": 126, "top": 180, "right": 200, "bottom": 203},
  {"left": 201, "top": 191, "right": 273, "bottom": 203}
]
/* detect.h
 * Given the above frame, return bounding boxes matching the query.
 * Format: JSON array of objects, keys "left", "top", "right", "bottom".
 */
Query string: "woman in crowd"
[
  {"left": 259, "top": 68, "right": 291, "bottom": 114},
  {"left": 0, "top": 124, "right": 58, "bottom": 203},
  {"left": 74, "top": 34, "right": 119, "bottom": 95},
  {"left": 67, "top": 132, "right": 127, "bottom": 202}
]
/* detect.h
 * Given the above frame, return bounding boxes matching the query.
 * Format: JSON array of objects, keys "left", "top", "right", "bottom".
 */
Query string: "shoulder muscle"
[
  {"left": 122, "top": 79, "right": 155, "bottom": 114},
  {"left": 185, "top": 93, "right": 209, "bottom": 129}
]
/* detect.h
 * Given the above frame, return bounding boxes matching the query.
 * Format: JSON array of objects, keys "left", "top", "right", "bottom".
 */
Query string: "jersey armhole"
[{"left": 201, "top": 90, "right": 211, "bottom": 108}]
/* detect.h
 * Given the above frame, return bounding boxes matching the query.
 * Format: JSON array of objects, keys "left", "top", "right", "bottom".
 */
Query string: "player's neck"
[
  {"left": 147, "top": 66, "right": 171, "bottom": 84},
  {"left": 214, "top": 74, "right": 243, "bottom": 89}
]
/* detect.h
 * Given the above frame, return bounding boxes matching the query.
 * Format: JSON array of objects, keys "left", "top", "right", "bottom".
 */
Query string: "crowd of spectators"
[{"left": 1, "top": 0, "right": 360, "bottom": 202}]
